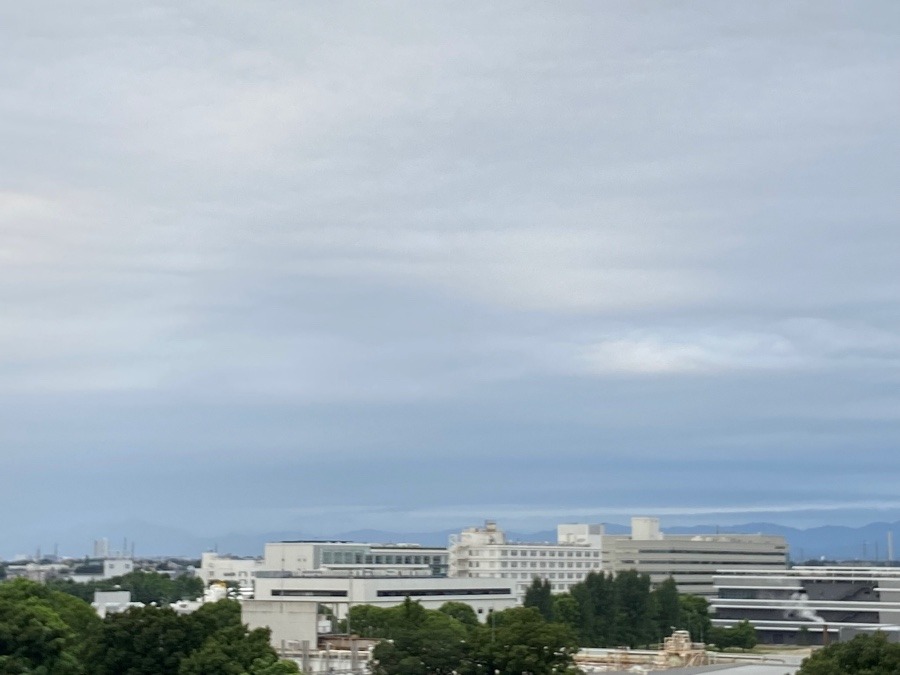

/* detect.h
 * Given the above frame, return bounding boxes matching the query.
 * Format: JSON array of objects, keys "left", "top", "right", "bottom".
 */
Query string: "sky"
[{"left": 2, "top": 1, "right": 899, "bottom": 556}]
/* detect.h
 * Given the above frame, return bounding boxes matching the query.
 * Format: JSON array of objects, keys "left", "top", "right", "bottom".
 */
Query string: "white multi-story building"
[
  {"left": 449, "top": 521, "right": 606, "bottom": 601},
  {"left": 263, "top": 541, "right": 449, "bottom": 577},
  {"left": 200, "top": 552, "right": 266, "bottom": 587},
  {"left": 244, "top": 574, "right": 516, "bottom": 649},
  {"left": 450, "top": 518, "right": 788, "bottom": 601}
]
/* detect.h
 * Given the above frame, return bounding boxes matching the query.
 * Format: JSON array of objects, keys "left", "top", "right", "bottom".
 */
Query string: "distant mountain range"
[{"left": 27, "top": 519, "right": 900, "bottom": 563}]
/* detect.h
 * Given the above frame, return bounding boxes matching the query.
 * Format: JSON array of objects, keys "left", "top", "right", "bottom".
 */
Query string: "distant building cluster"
[
  {"left": 193, "top": 516, "right": 792, "bottom": 652},
  {"left": 10, "top": 517, "right": 900, "bottom": 653},
  {"left": 5, "top": 538, "right": 136, "bottom": 584},
  {"left": 448, "top": 518, "right": 787, "bottom": 601}
]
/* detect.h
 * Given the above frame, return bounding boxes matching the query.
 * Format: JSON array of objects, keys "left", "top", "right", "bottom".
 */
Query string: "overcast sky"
[{"left": 2, "top": 1, "right": 899, "bottom": 556}]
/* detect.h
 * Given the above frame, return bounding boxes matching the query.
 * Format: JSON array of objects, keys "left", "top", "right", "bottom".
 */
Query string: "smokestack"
[{"left": 889, "top": 531, "right": 894, "bottom": 562}]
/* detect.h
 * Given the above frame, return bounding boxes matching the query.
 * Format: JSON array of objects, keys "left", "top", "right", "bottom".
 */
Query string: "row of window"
[
  {"left": 376, "top": 587, "right": 511, "bottom": 597},
  {"left": 272, "top": 589, "right": 348, "bottom": 597},
  {"left": 502, "top": 572, "right": 585, "bottom": 580},
  {"left": 615, "top": 549, "right": 786, "bottom": 557},
  {"left": 468, "top": 560, "right": 600, "bottom": 569},
  {"left": 322, "top": 551, "right": 447, "bottom": 566},
  {"left": 468, "top": 549, "right": 600, "bottom": 558}
]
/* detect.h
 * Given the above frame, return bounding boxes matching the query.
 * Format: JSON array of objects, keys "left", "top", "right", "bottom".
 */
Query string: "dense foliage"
[
  {"left": 0, "top": 580, "right": 298, "bottom": 675},
  {"left": 524, "top": 571, "right": 712, "bottom": 648},
  {"left": 0, "top": 579, "right": 99, "bottom": 674},
  {"left": 47, "top": 571, "right": 204, "bottom": 605},
  {"left": 797, "top": 632, "right": 900, "bottom": 675},
  {"left": 347, "top": 599, "right": 578, "bottom": 675}
]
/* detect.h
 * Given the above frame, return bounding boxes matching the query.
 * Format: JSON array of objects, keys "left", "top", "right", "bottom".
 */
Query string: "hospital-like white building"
[{"left": 449, "top": 518, "right": 788, "bottom": 601}]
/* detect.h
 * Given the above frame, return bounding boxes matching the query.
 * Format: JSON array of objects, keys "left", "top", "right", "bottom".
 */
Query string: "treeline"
[
  {"left": 524, "top": 571, "right": 755, "bottom": 650},
  {"left": 0, "top": 579, "right": 298, "bottom": 674},
  {"left": 46, "top": 570, "right": 204, "bottom": 605},
  {"left": 345, "top": 599, "right": 579, "bottom": 675},
  {"left": 797, "top": 632, "right": 900, "bottom": 675}
]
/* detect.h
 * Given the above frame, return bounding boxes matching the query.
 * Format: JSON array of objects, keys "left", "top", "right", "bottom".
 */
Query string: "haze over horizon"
[{"left": 2, "top": 2, "right": 899, "bottom": 557}]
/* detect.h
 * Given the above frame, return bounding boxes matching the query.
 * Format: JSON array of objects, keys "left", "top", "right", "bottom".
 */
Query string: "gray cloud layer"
[{"left": 1, "top": 1, "right": 898, "bottom": 554}]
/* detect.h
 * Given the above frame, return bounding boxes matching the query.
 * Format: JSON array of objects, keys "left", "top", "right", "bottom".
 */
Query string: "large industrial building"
[
  {"left": 711, "top": 566, "right": 900, "bottom": 645},
  {"left": 449, "top": 518, "right": 788, "bottom": 601}
]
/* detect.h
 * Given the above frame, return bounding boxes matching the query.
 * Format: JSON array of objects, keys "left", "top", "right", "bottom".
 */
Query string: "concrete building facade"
[
  {"left": 449, "top": 521, "right": 607, "bottom": 601},
  {"left": 243, "top": 574, "right": 516, "bottom": 649},
  {"left": 449, "top": 518, "right": 788, "bottom": 601},
  {"left": 711, "top": 566, "right": 900, "bottom": 645},
  {"left": 200, "top": 552, "right": 265, "bottom": 587},
  {"left": 263, "top": 541, "right": 449, "bottom": 577}
]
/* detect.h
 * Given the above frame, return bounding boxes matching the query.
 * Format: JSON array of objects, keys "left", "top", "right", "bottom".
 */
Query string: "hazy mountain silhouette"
[{"left": 18, "top": 520, "right": 900, "bottom": 563}]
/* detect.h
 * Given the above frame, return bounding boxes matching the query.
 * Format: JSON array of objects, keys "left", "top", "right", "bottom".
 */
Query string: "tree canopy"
[
  {"left": 0, "top": 578, "right": 101, "bottom": 674},
  {"left": 797, "top": 632, "right": 900, "bottom": 675},
  {"left": 47, "top": 571, "right": 203, "bottom": 605},
  {"left": 366, "top": 600, "right": 578, "bottom": 675},
  {"left": 0, "top": 582, "right": 298, "bottom": 675}
]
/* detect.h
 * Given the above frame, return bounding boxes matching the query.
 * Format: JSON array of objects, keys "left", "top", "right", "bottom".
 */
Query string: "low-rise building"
[
  {"left": 711, "top": 566, "right": 900, "bottom": 645},
  {"left": 244, "top": 573, "right": 516, "bottom": 649},
  {"left": 263, "top": 541, "right": 449, "bottom": 577}
]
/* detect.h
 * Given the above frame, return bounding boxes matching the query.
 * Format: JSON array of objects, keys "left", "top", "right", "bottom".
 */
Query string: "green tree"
[
  {"left": 189, "top": 599, "right": 243, "bottom": 638},
  {"left": 48, "top": 571, "right": 203, "bottom": 606},
  {"left": 0, "top": 595, "right": 84, "bottom": 674},
  {"left": 438, "top": 602, "right": 479, "bottom": 629},
  {"left": 797, "top": 632, "right": 900, "bottom": 675},
  {"left": 523, "top": 578, "right": 553, "bottom": 621},
  {"left": 464, "top": 607, "right": 578, "bottom": 675},
  {"left": 83, "top": 605, "right": 203, "bottom": 675},
  {"left": 709, "top": 620, "right": 757, "bottom": 651},
  {"left": 371, "top": 606, "right": 468, "bottom": 675},
  {"left": 651, "top": 577, "right": 681, "bottom": 642},
  {"left": 343, "top": 604, "right": 396, "bottom": 637},
  {"left": 178, "top": 624, "right": 298, "bottom": 675},
  {"left": 551, "top": 594, "right": 580, "bottom": 630},
  {"left": 677, "top": 594, "right": 711, "bottom": 643},
  {"left": 611, "top": 570, "right": 654, "bottom": 647},
  {"left": 0, "top": 578, "right": 100, "bottom": 674}
]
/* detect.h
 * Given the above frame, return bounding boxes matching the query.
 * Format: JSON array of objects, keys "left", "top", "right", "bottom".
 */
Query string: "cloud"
[
  {"left": 579, "top": 320, "right": 900, "bottom": 375},
  {"left": 0, "top": 1, "right": 898, "bottom": 548}
]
